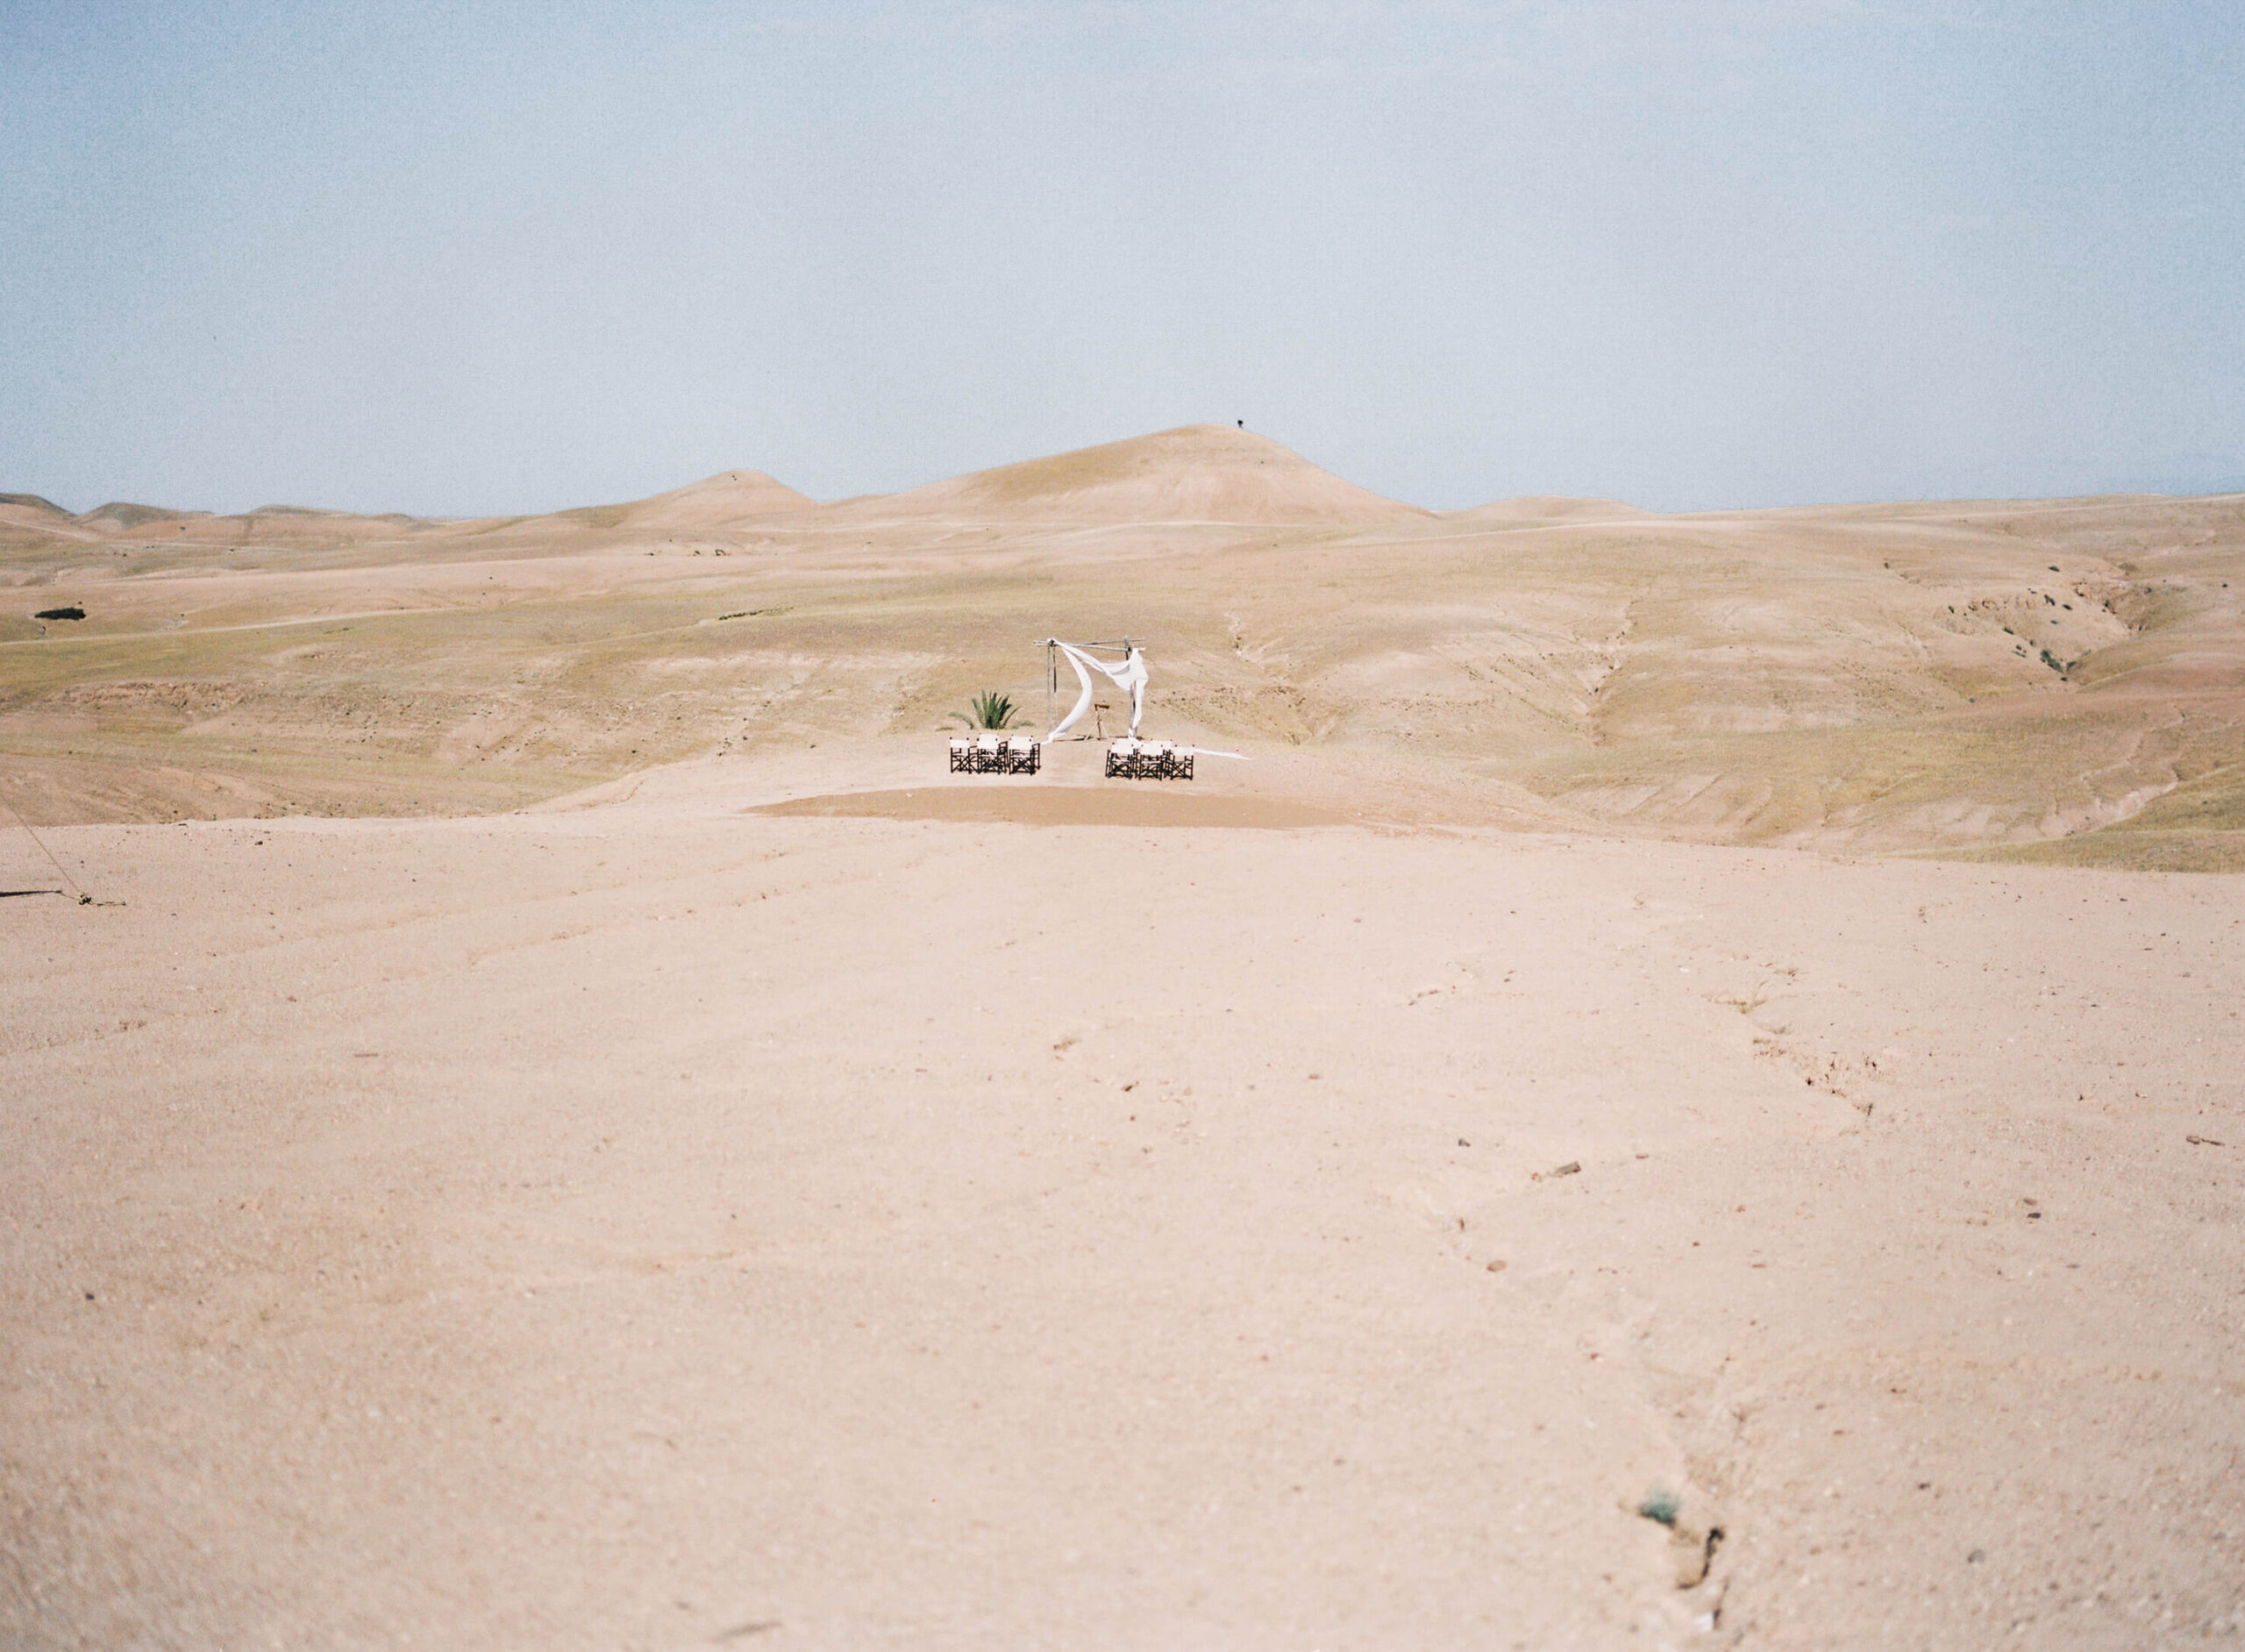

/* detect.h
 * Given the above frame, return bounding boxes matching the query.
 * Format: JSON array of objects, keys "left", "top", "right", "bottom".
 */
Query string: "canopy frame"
[{"left": 1044, "top": 637, "right": 1148, "bottom": 742}]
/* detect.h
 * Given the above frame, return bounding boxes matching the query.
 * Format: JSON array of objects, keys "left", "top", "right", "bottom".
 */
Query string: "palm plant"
[{"left": 950, "top": 690, "right": 1022, "bottom": 730}]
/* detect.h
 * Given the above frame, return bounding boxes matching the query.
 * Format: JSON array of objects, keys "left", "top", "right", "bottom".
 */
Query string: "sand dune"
[
  {"left": 833, "top": 424, "right": 1435, "bottom": 524},
  {"left": 1446, "top": 494, "right": 1655, "bottom": 524},
  {"left": 520, "top": 468, "right": 820, "bottom": 536},
  {"left": 604, "top": 466, "right": 819, "bottom": 527}
]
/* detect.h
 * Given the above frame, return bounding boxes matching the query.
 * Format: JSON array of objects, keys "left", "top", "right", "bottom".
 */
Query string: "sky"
[{"left": 3, "top": 0, "right": 2241, "bottom": 516}]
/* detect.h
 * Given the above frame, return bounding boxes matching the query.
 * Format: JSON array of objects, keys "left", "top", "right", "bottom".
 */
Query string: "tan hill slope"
[
  {"left": 56, "top": 502, "right": 443, "bottom": 545},
  {"left": 835, "top": 424, "right": 1433, "bottom": 525},
  {"left": 0, "top": 466, "right": 816, "bottom": 555},
  {"left": 0, "top": 495, "right": 89, "bottom": 546},
  {"left": 612, "top": 467, "right": 817, "bottom": 528},
  {"left": 1445, "top": 495, "right": 1653, "bottom": 524},
  {"left": 532, "top": 468, "right": 818, "bottom": 534},
  {"left": 3, "top": 437, "right": 2239, "bottom": 868}
]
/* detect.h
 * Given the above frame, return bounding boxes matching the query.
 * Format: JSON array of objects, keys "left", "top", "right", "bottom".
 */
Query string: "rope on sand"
[{"left": 0, "top": 799, "right": 119, "bottom": 906}]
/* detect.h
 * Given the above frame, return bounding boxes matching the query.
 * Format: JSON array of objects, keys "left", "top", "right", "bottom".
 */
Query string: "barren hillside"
[
  {"left": 3, "top": 431, "right": 2240, "bottom": 867},
  {"left": 5, "top": 431, "right": 2241, "bottom": 1652}
]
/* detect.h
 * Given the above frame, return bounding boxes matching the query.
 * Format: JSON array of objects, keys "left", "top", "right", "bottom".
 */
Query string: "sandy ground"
[
  {"left": 4, "top": 737, "right": 2241, "bottom": 1649},
  {"left": 4, "top": 429, "right": 2243, "bottom": 1647}
]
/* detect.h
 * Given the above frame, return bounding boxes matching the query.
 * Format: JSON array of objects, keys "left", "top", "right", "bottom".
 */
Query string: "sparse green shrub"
[{"left": 951, "top": 691, "right": 1022, "bottom": 730}]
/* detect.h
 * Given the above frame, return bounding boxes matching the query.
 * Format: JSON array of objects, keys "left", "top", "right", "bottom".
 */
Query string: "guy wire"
[{"left": 1, "top": 797, "right": 93, "bottom": 904}]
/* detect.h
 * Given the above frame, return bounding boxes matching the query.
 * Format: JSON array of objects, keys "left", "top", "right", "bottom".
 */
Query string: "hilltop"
[{"left": 832, "top": 424, "right": 1433, "bottom": 525}]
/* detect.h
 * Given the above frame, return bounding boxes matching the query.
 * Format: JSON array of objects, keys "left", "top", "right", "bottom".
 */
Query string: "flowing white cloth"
[{"left": 1045, "top": 640, "right": 1149, "bottom": 739}]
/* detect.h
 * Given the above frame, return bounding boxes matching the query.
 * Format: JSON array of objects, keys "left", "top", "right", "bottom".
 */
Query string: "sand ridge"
[{"left": 825, "top": 424, "right": 1435, "bottom": 525}]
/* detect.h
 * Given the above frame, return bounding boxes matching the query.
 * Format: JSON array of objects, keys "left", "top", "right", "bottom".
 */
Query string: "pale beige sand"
[
  {"left": 3, "top": 778, "right": 2240, "bottom": 1648},
  {"left": 3, "top": 429, "right": 2242, "bottom": 1647},
  {"left": 752, "top": 783, "right": 1351, "bottom": 830}
]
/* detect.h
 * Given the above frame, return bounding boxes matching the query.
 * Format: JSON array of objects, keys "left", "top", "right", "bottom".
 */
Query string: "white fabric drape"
[{"left": 1044, "top": 641, "right": 1149, "bottom": 739}]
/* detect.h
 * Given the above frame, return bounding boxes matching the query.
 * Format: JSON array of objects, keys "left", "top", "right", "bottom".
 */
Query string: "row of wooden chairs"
[
  {"left": 948, "top": 733, "right": 1040, "bottom": 774},
  {"left": 1105, "top": 737, "right": 1194, "bottom": 780}
]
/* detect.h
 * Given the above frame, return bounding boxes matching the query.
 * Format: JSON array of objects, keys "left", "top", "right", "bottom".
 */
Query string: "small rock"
[
  {"left": 1672, "top": 1521, "right": 1722, "bottom": 1588},
  {"left": 1486, "top": 1259, "right": 1507, "bottom": 1273},
  {"left": 1551, "top": 1160, "right": 1581, "bottom": 1178}
]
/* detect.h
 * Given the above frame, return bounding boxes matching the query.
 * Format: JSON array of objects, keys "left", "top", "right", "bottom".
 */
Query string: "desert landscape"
[{"left": 4, "top": 426, "right": 2241, "bottom": 1648}]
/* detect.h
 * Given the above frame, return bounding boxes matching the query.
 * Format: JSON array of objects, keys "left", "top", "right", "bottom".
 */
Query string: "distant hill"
[
  {"left": 0, "top": 493, "right": 84, "bottom": 543},
  {"left": 0, "top": 492, "right": 72, "bottom": 516},
  {"left": 59, "top": 502, "right": 445, "bottom": 545},
  {"left": 495, "top": 469, "right": 820, "bottom": 538},
  {"left": 11, "top": 432, "right": 1434, "bottom": 543},
  {"left": 598, "top": 468, "right": 818, "bottom": 530},
  {"left": 78, "top": 502, "right": 199, "bottom": 531},
  {"left": 1445, "top": 496, "right": 1653, "bottom": 524},
  {"left": 3, "top": 470, "right": 816, "bottom": 549},
  {"left": 835, "top": 425, "right": 1434, "bottom": 525}
]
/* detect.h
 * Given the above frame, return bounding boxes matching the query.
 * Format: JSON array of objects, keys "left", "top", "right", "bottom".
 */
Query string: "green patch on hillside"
[{"left": 1947, "top": 766, "right": 2245, "bottom": 872}]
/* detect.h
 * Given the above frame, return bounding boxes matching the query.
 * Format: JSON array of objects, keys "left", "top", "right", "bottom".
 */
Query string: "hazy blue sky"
[{"left": 4, "top": 1, "right": 2240, "bottom": 516}]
